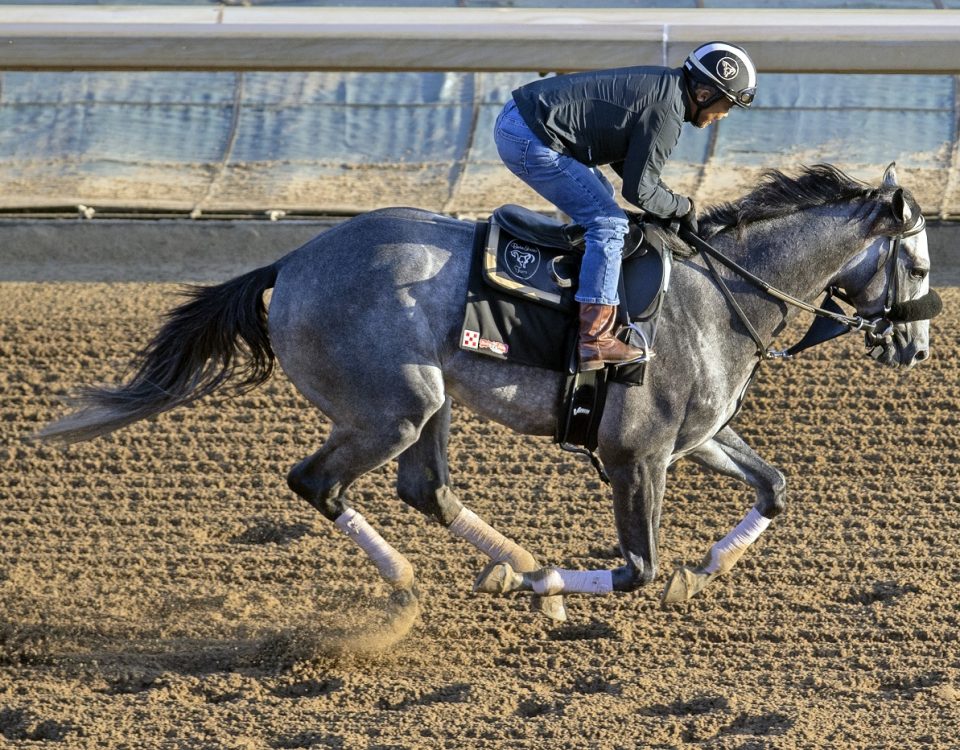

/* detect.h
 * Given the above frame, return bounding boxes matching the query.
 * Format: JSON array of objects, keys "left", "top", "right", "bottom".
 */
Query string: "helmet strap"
[
  {"left": 683, "top": 68, "right": 725, "bottom": 123},
  {"left": 691, "top": 90, "right": 725, "bottom": 124}
]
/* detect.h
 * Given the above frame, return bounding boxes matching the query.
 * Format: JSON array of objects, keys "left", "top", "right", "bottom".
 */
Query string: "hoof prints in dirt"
[
  {"left": 103, "top": 671, "right": 166, "bottom": 695},
  {"left": 231, "top": 519, "right": 312, "bottom": 546},
  {"left": 516, "top": 696, "right": 560, "bottom": 718},
  {"left": 0, "top": 623, "right": 53, "bottom": 666},
  {"left": 376, "top": 683, "right": 470, "bottom": 711},
  {"left": 272, "top": 677, "right": 343, "bottom": 699},
  {"left": 844, "top": 579, "right": 921, "bottom": 606},
  {"left": 547, "top": 619, "right": 617, "bottom": 641},
  {"left": 585, "top": 544, "right": 621, "bottom": 560},
  {"left": 641, "top": 694, "right": 734, "bottom": 717},
  {"left": 642, "top": 697, "right": 794, "bottom": 741},
  {"left": 880, "top": 671, "right": 947, "bottom": 698},
  {"left": 0, "top": 708, "right": 76, "bottom": 743},
  {"left": 272, "top": 732, "right": 345, "bottom": 750},
  {"left": 722, "top": 711, "right": 793, "bottom": 738},
  {"left": 569, "top": 673, "right": 622, "bottom": 696}
]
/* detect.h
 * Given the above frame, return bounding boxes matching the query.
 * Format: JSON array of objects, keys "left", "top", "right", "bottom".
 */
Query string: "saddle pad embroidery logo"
[
  {"left": 479, "top": 338, "right": 509, "bottom": 355},
  {"left": 462, "top": 329, "right": 480, "bottom": 349},
  {"left": 503, "top": 240, "right": 541, "bottom": 281},
  {"left": 717, "top": 57, "right": 739, "bottom": 80}
]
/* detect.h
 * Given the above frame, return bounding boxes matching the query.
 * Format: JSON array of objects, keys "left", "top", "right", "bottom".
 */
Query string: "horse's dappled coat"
[{"left": 41, "top": 164, "right": 933, "bottom": 621}]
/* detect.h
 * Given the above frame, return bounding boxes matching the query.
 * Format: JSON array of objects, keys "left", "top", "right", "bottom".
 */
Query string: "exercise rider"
[{"left": 494, "top": 42, "right": 758, "bottom": 371}]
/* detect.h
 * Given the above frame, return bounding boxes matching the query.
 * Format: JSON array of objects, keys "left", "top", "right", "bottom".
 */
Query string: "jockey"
[{"left": 494, "top": 42, "right": 758, "bottom": 371}]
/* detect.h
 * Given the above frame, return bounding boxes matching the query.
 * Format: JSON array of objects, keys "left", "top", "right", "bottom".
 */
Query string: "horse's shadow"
[{"left": 2, "top": 619, "right": 314, "bottom": 677}]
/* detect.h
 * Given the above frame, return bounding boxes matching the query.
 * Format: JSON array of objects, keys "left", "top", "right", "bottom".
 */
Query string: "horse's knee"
[
  {"left": 612, "top": 561, "right": 658, "bottom": 592},
  {"left": 287, "top": 457, "right": 346, "bottom": 521},
  {"left": 759, "top": 471, "right": 788, "bottom": 518},
  {"left": 396, "top": 477, "right": 463, "bottom": 526}
]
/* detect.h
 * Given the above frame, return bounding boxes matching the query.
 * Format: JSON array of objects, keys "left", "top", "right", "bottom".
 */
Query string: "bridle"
[
  {"left": 883, "top": 213, "right": 927, "bottom": 312},
  {"left": 833, "top": 212, "right": 927, "bottom": 354},
  {"left": 677, "top": 212, "right": 927, "bottom": 361}
]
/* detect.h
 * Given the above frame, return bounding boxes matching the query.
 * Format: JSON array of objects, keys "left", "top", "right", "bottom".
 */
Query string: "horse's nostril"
[{"left": 915, "top": 349, "right": 929, "bottom": 363}]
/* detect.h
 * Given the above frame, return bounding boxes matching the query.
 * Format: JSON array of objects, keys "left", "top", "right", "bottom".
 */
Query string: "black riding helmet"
[{"left": 683, "top": 41, "right": 758, "bottom": 116}]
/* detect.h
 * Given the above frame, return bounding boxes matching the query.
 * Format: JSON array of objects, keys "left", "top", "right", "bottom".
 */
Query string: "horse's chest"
[
  {"left": 686, "top": 364, "right": 758, "bottom": 442},
  {"left": 643, "top": 353, "right": 753, "bottom": 444}
]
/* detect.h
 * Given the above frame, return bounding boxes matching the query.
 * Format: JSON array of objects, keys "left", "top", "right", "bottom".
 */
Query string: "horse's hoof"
[
  {"left": 387, "top": 586, "right": 418, "bottom": 611},
  {"left": 473, "top": 561, "right": 523, "bottom": 594},
  {"left": 532, "top": 594, "right": 567, "bottom": 623},
  {"left": 660, "top": 566, "right": 714, "bottom": 605},
  {"left": 388, "top": 560, "right": 415, "bottom": 592}
]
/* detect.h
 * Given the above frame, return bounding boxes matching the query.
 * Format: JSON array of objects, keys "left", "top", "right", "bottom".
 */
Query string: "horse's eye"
[{"left": 910, "top": 268, "right": 928, "bottom": 281}]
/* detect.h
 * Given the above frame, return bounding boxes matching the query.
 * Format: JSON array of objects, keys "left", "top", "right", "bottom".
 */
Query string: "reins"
[{"left": 677, "top": 215, "right": 926, "bottom": 361}]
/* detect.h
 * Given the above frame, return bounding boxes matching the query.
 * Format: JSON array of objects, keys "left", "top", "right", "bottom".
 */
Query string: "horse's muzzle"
[
  {"left": 864, "top": 289, "right": 939, "bottom": 369},
  {"left": 866, "top": 324, "right": 929, "bottom": 369}
]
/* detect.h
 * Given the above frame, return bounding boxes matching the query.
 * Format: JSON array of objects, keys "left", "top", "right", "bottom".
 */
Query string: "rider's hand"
[{"left": 679, "top": 198, "right": 698, "bottom": 237}]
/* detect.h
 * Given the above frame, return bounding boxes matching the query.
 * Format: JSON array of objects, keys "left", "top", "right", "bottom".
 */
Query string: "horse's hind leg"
[
  {"left": 395, "top": 397, "right": 567, "bottom": 622},
  {"left": 288, "top": 421, "right": 430, "bottom": 592}
]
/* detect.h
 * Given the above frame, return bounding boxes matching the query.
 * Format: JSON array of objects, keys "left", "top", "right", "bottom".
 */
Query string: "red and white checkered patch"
[{"left": 461, "top": 329, "right": 480, "bottom": 349}]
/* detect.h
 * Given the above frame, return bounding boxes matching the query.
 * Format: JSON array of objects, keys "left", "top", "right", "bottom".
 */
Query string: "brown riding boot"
[{"left": 577, "top": 303, "right": 648, "bottom": 371}]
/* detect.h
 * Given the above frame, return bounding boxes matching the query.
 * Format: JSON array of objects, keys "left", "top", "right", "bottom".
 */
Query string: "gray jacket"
[{"left": 512, "top": 66, "right": 692, "bottom": 219}]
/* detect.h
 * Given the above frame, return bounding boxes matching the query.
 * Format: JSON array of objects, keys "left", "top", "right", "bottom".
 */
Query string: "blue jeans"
[{"left": 494, "top": 99, "right": 629, "bottom": 305}]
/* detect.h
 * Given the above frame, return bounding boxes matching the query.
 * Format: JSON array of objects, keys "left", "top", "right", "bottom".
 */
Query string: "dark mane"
[{"left": 701, "top": 164, "right": 876, "bottom": 235}]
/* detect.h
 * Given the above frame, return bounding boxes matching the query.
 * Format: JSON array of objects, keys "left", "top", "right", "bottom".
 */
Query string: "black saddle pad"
[{"left": 460, "top": 223, "right": 573, "bottom": 371}]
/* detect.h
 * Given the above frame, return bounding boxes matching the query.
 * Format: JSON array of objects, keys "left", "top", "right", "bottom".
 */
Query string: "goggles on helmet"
[{"left": 725, "top": 86, "right": 756, "bottom": 108}]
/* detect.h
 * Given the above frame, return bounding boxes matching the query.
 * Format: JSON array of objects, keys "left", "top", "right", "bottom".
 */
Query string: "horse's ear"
[
  {"left": 882, "top": 162, "right": 899, "bottom": 187},
  {"left": 891, "top": 187, "right": 912, "bottom": 225}
]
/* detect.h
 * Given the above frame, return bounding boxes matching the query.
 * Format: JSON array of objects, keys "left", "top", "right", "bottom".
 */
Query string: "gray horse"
[{"left": 42, "top": 163, "right": 934, "bottom": 623}]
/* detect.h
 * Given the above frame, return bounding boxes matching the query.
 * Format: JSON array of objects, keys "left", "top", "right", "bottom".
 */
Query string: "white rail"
[{"left": 1, "top": 6, "right": 959, "bottom": 73}]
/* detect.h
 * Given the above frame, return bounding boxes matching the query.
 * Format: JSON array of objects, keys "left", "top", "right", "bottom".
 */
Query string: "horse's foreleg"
[
  {"left": 661, "top": 426, "right": 786, "bottom": 604},
  {"left": 396, "top": 398, "right": 567, "bottom": 622},
  {"left": 474, "top": 452, "right": 671, "bottom": 597},
  {"left": 609, "top": 452, "right": 670, "bottom": 591}
]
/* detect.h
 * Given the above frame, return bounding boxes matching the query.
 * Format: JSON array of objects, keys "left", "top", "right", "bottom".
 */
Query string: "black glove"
[{"left": 678, "top": 198, "right": 698, "bottom": 237}]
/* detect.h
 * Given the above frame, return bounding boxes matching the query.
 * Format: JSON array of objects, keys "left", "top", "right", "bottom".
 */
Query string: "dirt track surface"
[{"left": 2, "top": 280, "right": 959, "bottom": 749}]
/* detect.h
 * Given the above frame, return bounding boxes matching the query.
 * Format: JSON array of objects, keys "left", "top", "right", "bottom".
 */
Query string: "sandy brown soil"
[{"left": 1, "top": 273, "right": 959, "bottom": 749}]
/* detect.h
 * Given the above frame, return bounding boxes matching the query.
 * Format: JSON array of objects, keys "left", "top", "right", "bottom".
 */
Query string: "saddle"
[
  {"left": 483, "top": 205, "right": 670, "bottom": 323},
  {"left": 460, "top": 205, "right": 677, "bottom": 461}
]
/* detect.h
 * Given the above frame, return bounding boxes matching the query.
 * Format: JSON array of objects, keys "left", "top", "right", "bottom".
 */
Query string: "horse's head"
[{"left": 832, "top": 163, "right": 940, "bottom": 370}]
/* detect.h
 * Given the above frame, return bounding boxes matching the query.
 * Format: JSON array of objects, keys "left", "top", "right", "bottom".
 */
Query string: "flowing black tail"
[{"left": 40, "top": 263, "right": 278, "bottom": 444}]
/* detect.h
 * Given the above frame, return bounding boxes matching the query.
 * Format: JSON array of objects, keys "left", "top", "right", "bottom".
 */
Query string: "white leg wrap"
[
  {"left": 448, "top": 508, "right": 528, "bottom": 566},
  {"left": 335, "top": 508, "right": 413, "bottom": 589},
  {"left": 531, "top": 568, "right": 614, "bottom": 596},
  {"left": 703, "top": 507, "right": 771, "bottom": 575}
]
